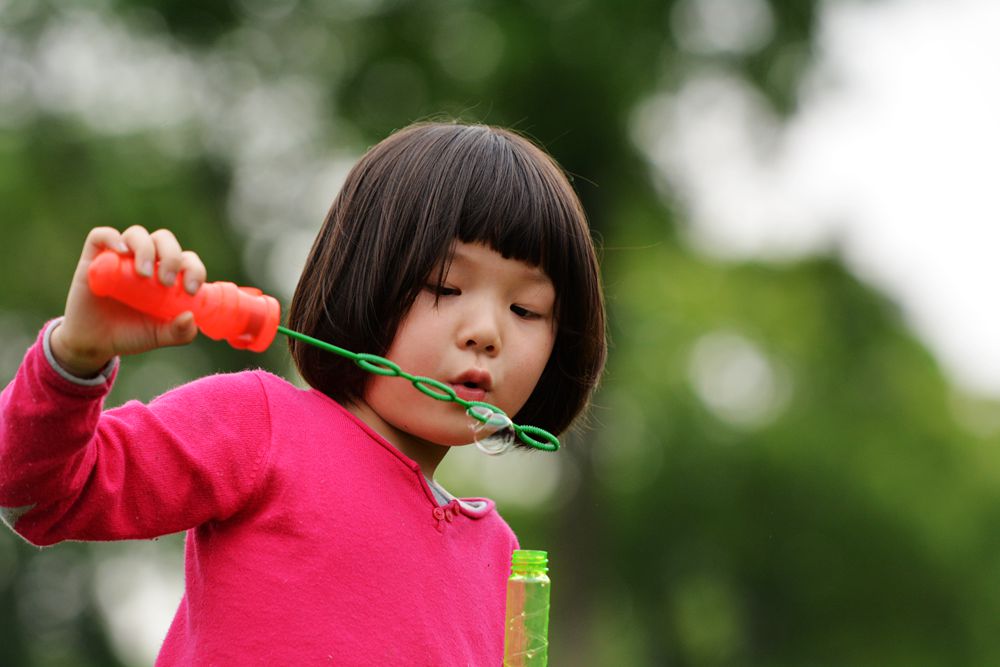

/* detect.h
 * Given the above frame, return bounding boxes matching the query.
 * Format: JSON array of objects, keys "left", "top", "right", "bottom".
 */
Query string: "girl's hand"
[{"left": 50, "top": 226, "right": 208, "bottom": 377}]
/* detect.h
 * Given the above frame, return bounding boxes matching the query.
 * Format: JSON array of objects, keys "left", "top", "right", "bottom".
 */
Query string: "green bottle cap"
[{"left": 511, "top": 549, "right": 548, "bottom": 574}]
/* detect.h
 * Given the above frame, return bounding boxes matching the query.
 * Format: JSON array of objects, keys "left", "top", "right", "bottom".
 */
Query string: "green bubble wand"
[{"left": 275, "top": 326, "right": 558, "bottom": 453}]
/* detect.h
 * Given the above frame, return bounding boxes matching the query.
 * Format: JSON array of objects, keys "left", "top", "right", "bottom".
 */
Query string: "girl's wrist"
[{"left": 49, "top": 321, "right": 112, "bottom": 379}]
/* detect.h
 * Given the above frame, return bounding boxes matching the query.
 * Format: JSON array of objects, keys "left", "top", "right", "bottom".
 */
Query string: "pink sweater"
[{"left": 0, "top": 325, "right": 518, "bottom": 665}]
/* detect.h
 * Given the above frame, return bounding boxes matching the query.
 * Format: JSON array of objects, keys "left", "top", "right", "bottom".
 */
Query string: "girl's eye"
[
  {"left": 426, "top": 284, "right": 460, "bottom": 296},
  {"left": 510, "top": 305, "right": 541, "bottom": 320}
]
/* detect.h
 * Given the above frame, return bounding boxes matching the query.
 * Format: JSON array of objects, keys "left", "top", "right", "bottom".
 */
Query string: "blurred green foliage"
[{"left": 3, "top": 0, "right": 1000, "bottom": 665}]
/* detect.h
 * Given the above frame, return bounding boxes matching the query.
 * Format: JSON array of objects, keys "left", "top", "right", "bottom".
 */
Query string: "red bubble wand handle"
[{"left": 87, "top": 250, "right": 281, "bottom": 353}]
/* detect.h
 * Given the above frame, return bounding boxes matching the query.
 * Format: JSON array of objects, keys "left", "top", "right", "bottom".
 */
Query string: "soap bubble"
[{"left": 467, "top": 405, "right": 516, "bottom": 455}]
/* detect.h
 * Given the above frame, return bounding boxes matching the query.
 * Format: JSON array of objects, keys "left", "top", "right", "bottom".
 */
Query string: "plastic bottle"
[
  {"left": 86, "top": 250, "right": 280, "bottom": 352},
  {"left": 503, "top": 549, "right": 551, "bottom": 666}
]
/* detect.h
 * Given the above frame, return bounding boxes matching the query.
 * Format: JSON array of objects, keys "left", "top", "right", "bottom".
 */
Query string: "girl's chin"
[
  {"left": 398, "top": 424, "right": 475, "bottom": 447},
  {"left": 421, "top": 433, "right": 478, "bottom": 447}
]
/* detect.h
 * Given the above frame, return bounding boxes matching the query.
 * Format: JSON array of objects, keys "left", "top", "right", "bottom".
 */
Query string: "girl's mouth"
[
  {"left": 449, "top": 383, "right": 487, "bottom": 402},
  {"left": 449, "top": 369, "right": 493, "bottom": 402}
]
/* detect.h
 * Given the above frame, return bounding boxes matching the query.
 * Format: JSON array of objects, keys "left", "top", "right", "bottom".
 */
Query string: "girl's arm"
[{"left": 0, "top": 337, "right": 271, "bottom": 545}]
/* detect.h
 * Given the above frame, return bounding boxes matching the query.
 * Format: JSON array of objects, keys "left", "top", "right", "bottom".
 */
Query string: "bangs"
[
  {"left": 456, "top": 133, "right": 559, "bottom": 269},
  {"left": 416, "top": 126, "right": 585, "bottom": 314}
]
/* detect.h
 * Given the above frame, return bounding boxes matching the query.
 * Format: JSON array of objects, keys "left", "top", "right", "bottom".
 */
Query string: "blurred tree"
[{"left": 5, "top": 1, "right": 1000, "bottom": 666}]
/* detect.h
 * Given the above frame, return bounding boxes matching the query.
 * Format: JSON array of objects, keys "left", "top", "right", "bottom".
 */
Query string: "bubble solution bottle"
[{"left": 503, "top": 549, "right": 551, "bottom": 666}]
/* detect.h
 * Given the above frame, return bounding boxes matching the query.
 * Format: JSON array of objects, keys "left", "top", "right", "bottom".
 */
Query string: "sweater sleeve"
[{"left": 0, "top": 324, "right": 272, "bottom": 546}]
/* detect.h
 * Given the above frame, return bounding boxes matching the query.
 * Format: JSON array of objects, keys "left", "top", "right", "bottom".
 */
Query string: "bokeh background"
[{"left": 2, "top": 0, "right": 1000, "bottom": 665}]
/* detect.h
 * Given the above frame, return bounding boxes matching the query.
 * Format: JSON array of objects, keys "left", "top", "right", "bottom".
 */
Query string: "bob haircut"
[{"left": 287, "top": 121, "right": 606, "bottom": 439}]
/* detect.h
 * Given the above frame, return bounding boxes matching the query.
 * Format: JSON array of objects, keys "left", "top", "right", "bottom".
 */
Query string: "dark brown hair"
[{"left": 287, "top": 121, "right": 606, "bottom": 438}]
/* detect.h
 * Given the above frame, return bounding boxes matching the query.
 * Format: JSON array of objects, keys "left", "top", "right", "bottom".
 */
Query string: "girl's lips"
[{"left": 449, "top": 384, "right": 487, "bottom": 402}]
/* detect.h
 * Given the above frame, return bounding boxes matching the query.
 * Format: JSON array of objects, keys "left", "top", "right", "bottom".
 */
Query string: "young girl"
[{"left": 0, "top": 122, "right": 606, "bottom": 665}]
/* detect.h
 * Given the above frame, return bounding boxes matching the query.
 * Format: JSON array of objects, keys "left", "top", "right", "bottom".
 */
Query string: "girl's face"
[{"left": 349, "top": 241, "right": 556, "bottom": 470}]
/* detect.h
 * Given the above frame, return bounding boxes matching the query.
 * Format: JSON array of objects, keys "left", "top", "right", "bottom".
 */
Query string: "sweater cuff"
[{"left": 42, "top": 318, "right": 119, "bottom": 387}]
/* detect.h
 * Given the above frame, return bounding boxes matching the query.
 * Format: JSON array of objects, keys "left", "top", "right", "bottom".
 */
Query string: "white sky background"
[{"left": 636, "top": 0, "right": 1000, "bottom": 396}]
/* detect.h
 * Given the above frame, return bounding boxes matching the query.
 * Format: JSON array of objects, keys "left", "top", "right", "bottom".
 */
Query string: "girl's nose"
[
  {"left": 460, "top": 309, "right": 501, "bottom": 355},
  {"left": 464, "top": 336, "right": 498, "bottom": 354}
]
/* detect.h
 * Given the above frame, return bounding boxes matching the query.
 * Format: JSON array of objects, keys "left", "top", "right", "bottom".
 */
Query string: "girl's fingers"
[
  {"left": 79, "top": 227, "right": 203, "bottom": 294},
  {"left": 150, "top": 229, "right": 184, "bottom": 286},
  {"left": 178, "top": 250, "right": 207, "bottom": 295},
  {"left": 82, "top": 226, "right": 129, "bottom": 261},
  {"left": 121, "top": 225, "right": 157, "bottom": 278}
]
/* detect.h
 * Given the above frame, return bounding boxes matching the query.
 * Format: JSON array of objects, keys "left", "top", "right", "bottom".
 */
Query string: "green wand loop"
[{"left": 277, "top": 326, "right": 560, "bottom": 452}]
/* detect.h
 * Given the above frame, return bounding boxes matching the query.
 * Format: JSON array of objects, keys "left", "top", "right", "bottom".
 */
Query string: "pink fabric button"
[{"left": 433, "top": 507, "right": 445, "bottom": 520}]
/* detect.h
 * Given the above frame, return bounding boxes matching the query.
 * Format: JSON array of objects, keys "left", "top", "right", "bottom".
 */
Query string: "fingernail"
[
  {"left": 185, "top": 278, "right": 200, "bottom": 295},
  {"left": 115, "top": 242, "right": 129, "bottom": 253},
  {"left": 139, "top": 260, "right": 154, "bottom": 277},
  {"left": 161, "top": 270, "right": 176, "bottom": 286}
]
